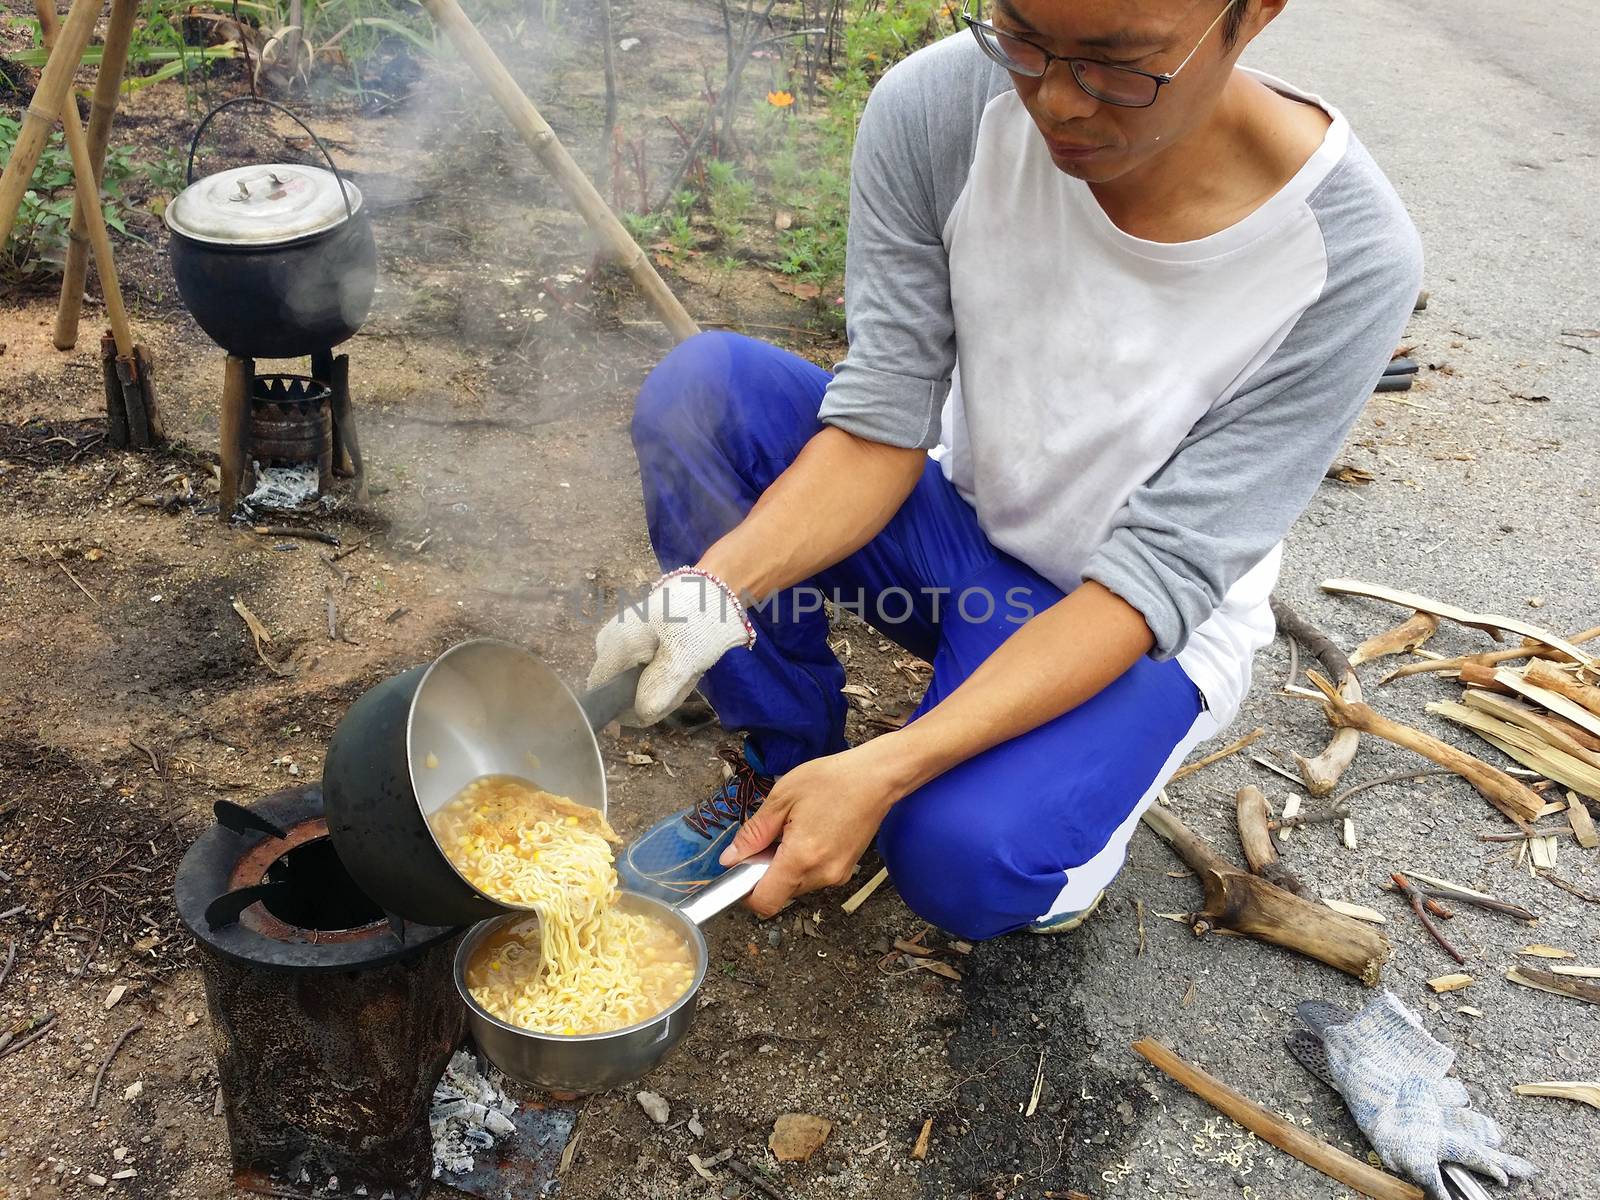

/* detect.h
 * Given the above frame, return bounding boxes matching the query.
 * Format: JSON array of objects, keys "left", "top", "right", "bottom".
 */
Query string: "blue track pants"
[{"left": 632, "top": 333, "right": 1219, "bottom": 939}]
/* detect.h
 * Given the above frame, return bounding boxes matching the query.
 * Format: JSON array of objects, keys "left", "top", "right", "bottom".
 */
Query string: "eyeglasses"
[{"left": 961, "top": 1, "right": 1237, "bottom": 109}]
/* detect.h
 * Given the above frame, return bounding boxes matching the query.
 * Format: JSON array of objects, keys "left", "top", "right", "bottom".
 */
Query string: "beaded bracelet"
[{"left": 656, "top": 566, "right": 758, "bottom": 649}]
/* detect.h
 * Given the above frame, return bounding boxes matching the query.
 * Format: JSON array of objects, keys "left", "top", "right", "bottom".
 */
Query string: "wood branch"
[
  {"left": 1130, "top": 1039, "right": 1424, "bottom": 1200},
  {"left": 1568, "top": 792, "right": 1599, "bottom": 850},
  {"left": 1383, "top": 646, "right": 1570, "bottom": 683},
  {"left": 1430, "top": 700, "right": 1600, "bottom": 801},
  {"left": 1349, "top": 611, "right": 1439, "bottom": 667},
  {"left": 1235, "top": 786, "right": 1309, "bottom": 897},
  {"left": 1539, "top": 871, "right": 1600, "bottom": 905},
  {"left": 1460, "top": 691, "right": 1600, "bottom": 767},
  {"left": 1140, "top": 804, "right": 1390, "bottom": 984},
  {"left": 1271, "top": 598, "right": 1361, "bottom": 796},
  {"left": 1169, "top": 728, "right": 1263, "bottom": 783},
  {"left": 1391, "top": 873, "right": 1464, "bottom": 963},
  {"left": 1524, "top": 660, "right": 1600, "bottom": 720},
  {"left": 1320, "top": 579, "right": 1598, "bottom": 672},
  {"left": 1512, "top": 1081, "right": 1600, "bottom": 1112},
  {"left": 1395, "top": 871, "right": 1537, "bottom": 921},
  {"left": 1303, "top": 671, "right": 1540, "bottom": 827},
  {"left": 1457, "top": 662, "right": 1515, "bottom": 693},
  {"left": 1494, "top": 670, "right": 1600, "bottom": 740},
  {"left": 1506, "top": 966, "right": 1600, "bottom": 1007}
]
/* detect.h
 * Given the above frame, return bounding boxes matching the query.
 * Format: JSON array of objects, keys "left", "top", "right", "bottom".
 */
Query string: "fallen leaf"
[{"left": 771, "top": 278, "right": 821, "bottom": 300}]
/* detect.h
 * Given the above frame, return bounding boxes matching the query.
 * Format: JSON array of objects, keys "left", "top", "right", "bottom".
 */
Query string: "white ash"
[
  {"left": 430, "top": 1050, "right": 518, "bottom": 1177},
  {"left": 242, "top": 463, "right": 338, "bottom": 513}
]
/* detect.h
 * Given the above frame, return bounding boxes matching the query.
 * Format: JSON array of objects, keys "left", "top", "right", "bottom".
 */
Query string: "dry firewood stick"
[
  {"left": 1460, "top": 691, "right": 1600, "bottom": 766},
  {"left": 1386, "top": 877, "right": 1536, "bottom": 922},
  {"left": 1524, "top": 659, "right": 1600, "bottom": 720},
  {"left": 1235, "top": 786, "right": 1309, "bottom": 897},
  {"left": 1321, "top": 579, "right": 1598, "bottom": 672},
  {"left": 1391, "top": 873, "right": 1465, "bottom": 964},
  {"left": 1539, "top": 871, "right": 1600, "bottom": 905},
  {"left": 252, "top": 525, "right": 340, "bottom": 546},
  {"left": 1130, "top": 1039, "right": 1425, "bottom": 1200},
  {"left": 1302, "top": 671, "right": 1540, "bottom": 828},
  {"left": 1270, "top": 598, "right": 1360, "bottom": 796},
  {"left": 1268, "top": 808, "right": 1347, "bottom": 831},
  {"left": 1380, "top": 627, "right": 1600, "bottom": 683},
  {"left": 1506, "top": 966, "right": 1600, "bottom": 1007},
  {"left": 1349, "top": 610, "right": 1439, "bottom": 667},
  {"left": 1480, "top": 828, "right": 1578, "bottom": 843},
  {"left": 1457, "top": 662, "right": 1515, "bottom": 693},
  {"left": 88, "top": 1024, "right": 141, "bottom": 1109},
  {"left": 1170, "top": 728, "right": 1264, "bottom": 782},
  {"left": 1140, "top": 804, "right": 1390, "bottom": 984}
]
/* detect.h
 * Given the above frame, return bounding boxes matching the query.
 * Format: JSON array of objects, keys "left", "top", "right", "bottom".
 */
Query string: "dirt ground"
[{"left": 2, "top": 1, "right": 1598, "bottom": 1199}]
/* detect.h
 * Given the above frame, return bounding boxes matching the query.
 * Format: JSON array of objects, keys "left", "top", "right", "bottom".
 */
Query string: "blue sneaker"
[
  {"left": 616, "top": 742, "right": 776, "bottom": 903},
  {"left": 1026, "top": 888, "right": 1105, "bottom": 935}
]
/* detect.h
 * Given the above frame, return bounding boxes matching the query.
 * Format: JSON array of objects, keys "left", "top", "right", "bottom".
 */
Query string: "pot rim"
[
  {"left": 163, "top": 188, "right": 367, "bottom": 249},
  {"left": 403, "top": 638, "right": 610, "bottom": 915},
  {"left": 453, "top": 900, "right": 709, "bottom": 1044}
]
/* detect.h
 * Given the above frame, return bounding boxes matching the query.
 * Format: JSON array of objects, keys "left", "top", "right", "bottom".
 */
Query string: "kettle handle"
[{"left": 186, "top": 96, "right": 355, "bottom": 221}]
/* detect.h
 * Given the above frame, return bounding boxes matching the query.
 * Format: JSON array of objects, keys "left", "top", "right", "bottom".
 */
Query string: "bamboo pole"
[
  {"left": 53, "top": 0, "right": 138, "bottom": 350},
  {"left": 417, "top": 0, "right": 700, "bottom": 342},
  {"left": 33, "top": 0, "right": 134, "bottom": 360},
  {"left": 0, "top": 0, "right": 102, "bottom": 252},
  {"left": 1131, "top": 1039, "right": 1424, "bottom": 1200}
]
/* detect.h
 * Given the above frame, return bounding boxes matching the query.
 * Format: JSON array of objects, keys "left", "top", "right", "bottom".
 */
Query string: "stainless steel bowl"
[{"left": 455, "top": 856, "right": 770, "bottom": 1092}]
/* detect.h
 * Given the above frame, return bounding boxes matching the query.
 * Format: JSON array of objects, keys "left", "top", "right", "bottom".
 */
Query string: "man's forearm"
[
  {"left": 876, "top": 581, "right": 1156, "bottom": 798},
  {"left": 696, "top": 426, "right": 926, "bottom": 600}
]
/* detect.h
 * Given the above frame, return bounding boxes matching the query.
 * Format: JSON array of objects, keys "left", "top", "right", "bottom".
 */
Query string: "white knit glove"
[
  {"left": 588, "top": 567, "right": 755, "bottom": 725},
  {"left": 1295, "top": 992, "right": 1538, "bottom": 1200}
]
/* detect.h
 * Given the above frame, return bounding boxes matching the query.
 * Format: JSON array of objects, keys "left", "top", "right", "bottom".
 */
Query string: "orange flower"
[{"left": 766, "top": 90, "right": 795, "bottom": 108}]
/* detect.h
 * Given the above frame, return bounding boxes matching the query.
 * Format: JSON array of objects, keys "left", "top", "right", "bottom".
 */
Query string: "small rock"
[
  {"left": 618, "top": 36, "right": 641, "bottom": 50},
  {"left": 687, "top": 1114, "right": 706, "bottom": 1138},
  {"left": 184, "top": 1011, "right": 200, "bottom": 1027},
  {"left": 766, "top": 929, "right": 782, "bottom": 948},
  {"left": 769, "top": 1113, "right": 832, "bottom": 1162},
  {"left": 635, "top": 1090, "right": 670, "bottom": 1125},
  {"left": 104, "top": 984, "right": 127, "bottom": 1011},
  {"left": 112, "top": 1148, "right": 129, "bottom": 1162},
  {"left": 111, "top": 1169, "right": 135, "bottom": 1181},
  {"left": 123, "top": 1081, "right": 143, "bottom": 1102},
  {"left": 1527, "top": 597, "right": 1544, "bottom": 608},
  {"left": 86, "top": 1175, "right": 108, "bottom": 1188}
]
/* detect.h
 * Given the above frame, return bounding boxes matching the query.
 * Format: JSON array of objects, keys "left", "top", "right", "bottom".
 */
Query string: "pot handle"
[
  {"left": 577, "top": 663, "right": 645, "bottom": 732},
  {"left": 675, "top": 851, "right": 774, "bottom": 927},
  {"left": 186, "top": 96, "right": 355, "bottom": 221}
]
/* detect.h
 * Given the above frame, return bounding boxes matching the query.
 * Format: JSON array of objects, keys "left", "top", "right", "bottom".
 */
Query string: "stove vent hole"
[{"left": 261, "top": 838, "right": 384, "bottom": 932}]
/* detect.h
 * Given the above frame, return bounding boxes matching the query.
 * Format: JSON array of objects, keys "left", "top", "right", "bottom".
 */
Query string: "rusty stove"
[{"left": 174, "top": 786, "right": 461, "bottom": 1199}]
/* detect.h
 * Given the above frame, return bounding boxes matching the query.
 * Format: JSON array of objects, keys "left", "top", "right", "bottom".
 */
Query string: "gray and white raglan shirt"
[{"left": 817, "top": 35, "right": 1423, "bottom": 725}]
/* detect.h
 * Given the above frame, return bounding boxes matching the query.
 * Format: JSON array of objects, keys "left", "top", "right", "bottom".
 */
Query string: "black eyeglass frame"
[{"left": 960, "top": 1, "right": 1237, "bottom": 110}]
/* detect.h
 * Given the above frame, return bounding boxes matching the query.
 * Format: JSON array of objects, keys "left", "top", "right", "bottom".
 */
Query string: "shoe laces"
[{"left": 683, "top": 743, "right": 774, "bottom": 838}]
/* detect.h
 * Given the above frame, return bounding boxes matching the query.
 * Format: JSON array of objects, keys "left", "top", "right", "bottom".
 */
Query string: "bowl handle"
[{"left": 675, "top": 851, "right": 774, "bottom": 927}]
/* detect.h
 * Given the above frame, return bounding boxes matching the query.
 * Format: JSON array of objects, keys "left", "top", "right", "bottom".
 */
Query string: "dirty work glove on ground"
[
  {"left": 588, "top": 567, "right": 755, "bottom": 725},
  {"left": 1289, "top": 992, "right": 1537, "bottom": 1200}
]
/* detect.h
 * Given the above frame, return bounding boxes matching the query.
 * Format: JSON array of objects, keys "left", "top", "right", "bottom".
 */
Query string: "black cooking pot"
[
  {"left": 322, "top": 640, "right": 642, "bottom": 927},
  {"left": 166, "top": 98, "right": 376, "bottom": 359}
]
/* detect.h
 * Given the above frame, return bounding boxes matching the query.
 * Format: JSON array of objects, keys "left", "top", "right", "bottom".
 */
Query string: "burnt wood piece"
[{"left": 1271, "top": 596, "right": 1361, "bottom": 795}]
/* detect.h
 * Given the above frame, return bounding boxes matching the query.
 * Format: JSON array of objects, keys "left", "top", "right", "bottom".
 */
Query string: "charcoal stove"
[
  {"left": 164, "top": 98, "right": 374, "bottom": 516},
  {"left": 175, "top": 785, "right": 462, "bottom": 1199}
]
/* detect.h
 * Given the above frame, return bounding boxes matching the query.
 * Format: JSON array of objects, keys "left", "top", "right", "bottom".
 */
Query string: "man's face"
[{"left": 989, "top": 0, "right": 1248, "bottom": 182}]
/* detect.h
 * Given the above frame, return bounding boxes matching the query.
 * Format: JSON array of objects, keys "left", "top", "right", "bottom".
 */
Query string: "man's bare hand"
[{"left": 717, "top": 739, "right": 906, "bottom": 918}]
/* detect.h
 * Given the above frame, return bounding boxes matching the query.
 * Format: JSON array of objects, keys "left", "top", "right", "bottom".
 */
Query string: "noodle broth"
[{"left": 465, "top": 905, "right": 698, "bottom": 1035}]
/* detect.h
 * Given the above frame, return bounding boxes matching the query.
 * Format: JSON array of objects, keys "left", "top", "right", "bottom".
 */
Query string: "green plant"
[
  {"left": 705, "top": 159, "right": 755, "bottom": 250},
  {"left": 0, "top": 113, "right": 198, "bottom": 281}
]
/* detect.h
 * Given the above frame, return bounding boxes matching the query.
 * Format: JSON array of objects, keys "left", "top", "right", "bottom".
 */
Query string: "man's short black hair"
[{"left": 1221, "top": 0, "right": 1248, "bottom": 46}]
